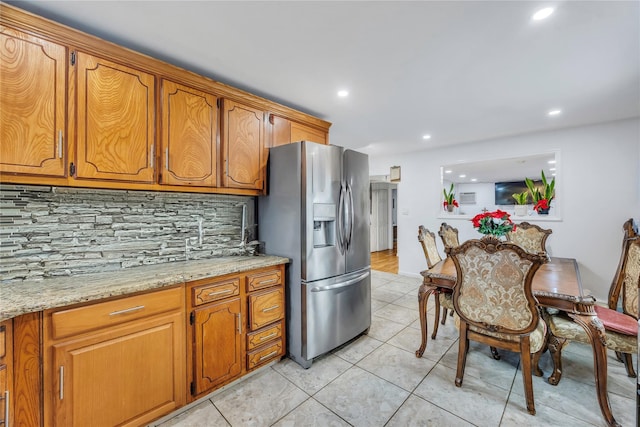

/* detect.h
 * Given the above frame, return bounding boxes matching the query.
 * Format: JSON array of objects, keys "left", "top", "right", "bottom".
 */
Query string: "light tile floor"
[{"left": 152, "top": 271, "right": 637, "bottom": 427}]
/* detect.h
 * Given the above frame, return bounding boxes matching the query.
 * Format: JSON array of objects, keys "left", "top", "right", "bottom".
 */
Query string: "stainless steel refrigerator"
[{"left": 258, "top": 141, "right": 371, "bottom": 368}]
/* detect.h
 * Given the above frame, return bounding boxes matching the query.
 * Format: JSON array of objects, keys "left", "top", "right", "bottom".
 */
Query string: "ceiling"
[{"left": 7, "top": 1, "right": 639, "bottom": 158}]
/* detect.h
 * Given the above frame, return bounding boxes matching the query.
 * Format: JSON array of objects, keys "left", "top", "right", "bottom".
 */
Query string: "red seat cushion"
[{"left": 594, "top": 305, "right": 637, "bottom": 336}]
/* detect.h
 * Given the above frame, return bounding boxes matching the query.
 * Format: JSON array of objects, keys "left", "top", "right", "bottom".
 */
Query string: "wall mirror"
[{"left": 440, "top": 151, "right": 560, "bottom": 218}]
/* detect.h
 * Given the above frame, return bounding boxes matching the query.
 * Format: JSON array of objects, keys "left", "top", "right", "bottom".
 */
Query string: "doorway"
[{"left": 370, "top": 181, "right": 398, "bottom": 273}]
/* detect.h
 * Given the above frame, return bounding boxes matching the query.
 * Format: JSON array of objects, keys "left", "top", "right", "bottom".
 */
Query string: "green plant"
[
  {"left": 443, "top": 183, "right": 458, "bottom": 209},
  {"left": 525, "top": 170, "right": 555, "bottom": 203},
  {"left": 512, "top": 191, "right": 529, "bottom": 205}
]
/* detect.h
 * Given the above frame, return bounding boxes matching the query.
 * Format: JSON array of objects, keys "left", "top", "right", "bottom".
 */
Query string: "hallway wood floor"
[{"left": 370, "top": 249, "right": 398, "bottom": 274}]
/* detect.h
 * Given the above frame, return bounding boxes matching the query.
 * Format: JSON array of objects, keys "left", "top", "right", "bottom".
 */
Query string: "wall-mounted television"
[{"left": 494, "top": 180, "right": 541, "bottom": 205}]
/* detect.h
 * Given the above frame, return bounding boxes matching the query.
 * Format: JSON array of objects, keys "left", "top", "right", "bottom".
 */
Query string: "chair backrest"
[
  {"left": 449, "top": 236, "right": 546, "bottom": 335},
  {"left": 438, "top": 223, "right": 460, "bottom": 255},
  {"left": 418, "top": 225, "right": 442, "bottom": 268},
  {"left": 608, "top": 218, "right": 639, "bottom": 317},
  {"left": 620, "top": 239, "right": 640, "bottom": 318},
  {"left": 506, "top": 222, "right": 552, "bottom": 256}
]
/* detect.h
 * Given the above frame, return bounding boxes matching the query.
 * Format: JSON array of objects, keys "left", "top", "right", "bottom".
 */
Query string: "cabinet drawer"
[
  {"left": 50, "top": 286, "right": 183, "bottom": 340},
  {"left": 248, "top": 287, "right": 284, "bottom": 331},
  {"left": 192, "top": 278, "right": 240, "bottom": 306},
  {"left": 246, "top": 320, "right": 283, "bottom": 351},
  {"left": 246, "top": 269, "right": 282, "bottom": 292},
  {"left": 247, "top": 339, "right": 283, "bottom": 370}
]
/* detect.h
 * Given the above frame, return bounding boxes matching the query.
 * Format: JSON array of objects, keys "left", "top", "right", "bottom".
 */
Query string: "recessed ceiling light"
[
  {"left": 337, "top": 90, "right": 349, "bottom": 97},
  {"left": 549, "top": 167, "right": 556, "bottom": 171},
  {"left": 471, "top": 178, "right": 477, "bottom": 182},
  {"left": 422, "top": 134, "right": 431, "bottom": 140},
  {"left": 548, "top": 109, "right": 562, "bottom": 116},
  {"left": 445, "top": 170, "right": 452, "bottom": 174},
  {"left": 459, "top": 174, "right": 466, "bottom": 178},
  {"left": 532, "top": 7, "right": 554, "bottom": 21},
  {"left": 548, "top": 160, "right": 556, "bottom": 164}
]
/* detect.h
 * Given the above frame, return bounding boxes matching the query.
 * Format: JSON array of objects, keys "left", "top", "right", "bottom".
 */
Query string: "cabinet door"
[
  {"left": 75, "top": 52, "right": 155, "bottom": 183},
  {"left": 51, "top": 312, "right": 184, "bottom": 427},
  {"left": 291, "top": 121, "right": 327, "bottom": 145},
  {"left": 160, "top": 80, "right": 218, "bottom": 187},
  {"left": 192, "top": 298, "right": 242, "bottom": 395},
  {"left": 221, "top": 100, "right": 264, "bottom": 190},
  {"left": 0, "top": 320, "right": 11, "bottom": 427},
  {"left": 0, "top": 25, "right": 67, "bottom": 177}
]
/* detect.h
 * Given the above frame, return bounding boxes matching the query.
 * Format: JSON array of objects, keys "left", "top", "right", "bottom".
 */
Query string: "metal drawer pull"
[
  {"left": 257, "top": 278, "right": 277, "bottom": 285},
  {"left": 59, "top": 366, "right": 64, "bottom": 400},
  {"left": 109, "top": 305, "right": 145, "bottom": 316},
  {"left": 262, "top": 305, "right": 280, "bottom": 313},
  {"left": 259, "top": 350, "right": 278, "bottom": 361},
  {"left": 259, "top": 332, "right": 277, "bottom": 341},
  {"left": 237, "top": 313, "right": 242, "bottom": 334},
  {"left": 207, "top": 289, "right": 233, "bottom": 297}
]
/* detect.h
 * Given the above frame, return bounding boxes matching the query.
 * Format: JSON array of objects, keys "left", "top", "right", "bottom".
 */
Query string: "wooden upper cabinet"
[
  {"left": 268, "top": 114, "right": 327, "bottom": 147},
  {"left": 221, "top": 100, "right": 264, "bottom": 190},
  {"left": 269, "top": 114, "right": 292, "bottom": 148},
  {"left": 75, "top": 52, "right": 155, "bottom": 183},
  {"left": 0, "top": 25, "right": 67, "bottom": 177},
  {"left": 160, "top": 80, "right": 218, "bottom": 187},
  {"left": 291, "top": 121, "right": 327, "bottom": 145}
]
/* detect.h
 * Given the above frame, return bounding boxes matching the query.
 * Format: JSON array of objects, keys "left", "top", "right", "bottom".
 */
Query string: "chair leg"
[
  {"left": 455, "top": 322, "right": 469, "bottom": 387},
  {"left": 490, "top": 346, "right": 500, "bottom": 360},
  {"left": 547, "top": 333, "right": 567, "bottom": 385},
  {"left": 532, "top": 323, "right": 549, "bottom": 377},
  {"left": 441, "top": 307, "right": 448, "bottom": 325},
  {"left": 519, "top": 338, "right": 536, "bottom": 415},
  {"left": 431, "top": 292, "right": 441, "bottom": 340},
  {"left": 531, "top": 344, "right": 546, "bottom": 377},
  {"left": 615, "top": 351, "right": 624, "bottom": 363},
  {"left": 622, "top": 353, "right": 637, "bottom": 378}
]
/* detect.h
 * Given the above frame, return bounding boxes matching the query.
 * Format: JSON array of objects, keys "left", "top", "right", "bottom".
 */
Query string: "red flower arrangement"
[
  {"left": 533, "top": 198, "right": 550, "bottom": 213},
  {"left": 471, "top": 210, "right": 516, "bottom": 237}
]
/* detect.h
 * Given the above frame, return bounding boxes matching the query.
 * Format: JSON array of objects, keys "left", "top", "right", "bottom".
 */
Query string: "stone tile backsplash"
[{"left": 0, "top": 185, "right": 256, "bottom": 282}]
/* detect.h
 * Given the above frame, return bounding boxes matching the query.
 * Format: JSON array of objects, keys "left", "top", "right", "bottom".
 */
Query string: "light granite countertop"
[{"left": 0, "top": 255, "right": 289, "bottom": 322}]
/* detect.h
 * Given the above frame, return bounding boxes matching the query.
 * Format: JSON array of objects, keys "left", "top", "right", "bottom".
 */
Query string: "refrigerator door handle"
[
  {"left": 337, "top": 183, "right": 346, "bottom": 254},
  {"left": 309, "top": 270, "right": 370, "bottom": 292},
  {"left": 347, "top": 183, "right": 355, "bottom": 249}
]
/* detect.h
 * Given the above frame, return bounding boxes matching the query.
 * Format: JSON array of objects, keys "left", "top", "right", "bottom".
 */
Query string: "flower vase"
[
  {"left": 537, "top": 207, "right": 550, "bottom": 215},
  {"left": 514, "top": 205, "right": 527, "bottom": 216},
  {"left": 446, "top": 205, "right": 455, "bottom": 213}
]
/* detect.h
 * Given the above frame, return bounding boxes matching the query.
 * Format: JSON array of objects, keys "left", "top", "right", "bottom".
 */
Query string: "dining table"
[{"left": 415, "top": 256, "right": 621, "bottom": 427}]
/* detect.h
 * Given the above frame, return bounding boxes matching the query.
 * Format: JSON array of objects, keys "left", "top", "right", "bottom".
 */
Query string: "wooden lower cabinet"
[
  {"left": 187, "top": 264, "right": 286, "bottom": 401},
  {"left": 191, "top": 298, "right": 242, "bottom": 395},
  {"left": 44, "top": 286, "right": 185, "bottom": 427},
  {"left": 0, "top": 320, "right": 12, "bottom": 427}
]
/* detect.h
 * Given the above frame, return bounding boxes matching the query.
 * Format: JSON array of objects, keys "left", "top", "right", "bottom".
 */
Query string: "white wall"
[{"left": 369, "top": 118, "right": 640, "bottom": 302}]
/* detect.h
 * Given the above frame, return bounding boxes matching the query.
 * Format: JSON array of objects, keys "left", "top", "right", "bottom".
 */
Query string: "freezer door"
[
  {"left": 302, "top": 142, "right": 345, "bottom": 282},
  {"left": 344, "top": 149, "right": 371, "bottom": 273},
  {"left": 302, "top": 268, "right": 371, "bottom": 361}
]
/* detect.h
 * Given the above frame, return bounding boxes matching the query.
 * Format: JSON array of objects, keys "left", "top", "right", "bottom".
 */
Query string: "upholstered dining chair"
[
  {"left": 438, "top": 222, "right": 460, "bottom": 255},
  {"left": 607, "top": 219, "right": 639, "bottom": 376},
  {"left": 418, "top": 226, "right": 452, "bottom": 340},
  {"left": 543, "top": 219, "right": 639, "bottom": 383},
  {"left": 506, "top": 222, "right": 553, "bottom": 256},
  {"left": 450, "top": 236, "right": 548, "bottom": 415},
  {"left": 418, "top": 225, "right": 442, "bottom": 268}
]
